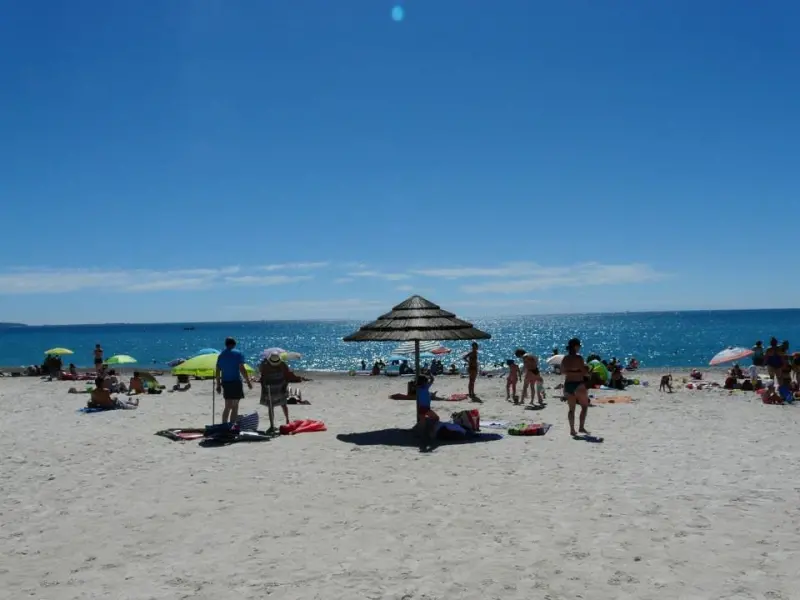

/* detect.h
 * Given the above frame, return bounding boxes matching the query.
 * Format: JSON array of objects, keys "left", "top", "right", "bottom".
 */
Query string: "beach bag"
[
  {"left": 236, "top": 411, "right": 259, "bottom": 431},
  {"left": 451, "top": 409, "right": 480, "bottom": 433},
  {"left": 204, "top": 422, "right": 239, "bottom": 442}
]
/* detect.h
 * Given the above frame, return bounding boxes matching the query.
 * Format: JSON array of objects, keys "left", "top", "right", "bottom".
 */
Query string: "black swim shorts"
[{"left": 221, "top": 380, "right": 245, "bottom": 400}]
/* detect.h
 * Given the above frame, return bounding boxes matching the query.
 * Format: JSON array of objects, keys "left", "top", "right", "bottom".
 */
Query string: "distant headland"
[{"left": 0, "top": 322, "right": 27, "bottom": 329}]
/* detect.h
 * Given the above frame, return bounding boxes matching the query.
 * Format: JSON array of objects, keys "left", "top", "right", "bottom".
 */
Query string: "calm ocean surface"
[{"left": 1, "top": 309, "right": 798, "bottom": 371}]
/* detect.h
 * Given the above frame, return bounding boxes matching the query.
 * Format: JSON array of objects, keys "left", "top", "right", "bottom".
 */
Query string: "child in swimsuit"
[{"left": 506, "top": 359, "right": 520, "bottom": 402}]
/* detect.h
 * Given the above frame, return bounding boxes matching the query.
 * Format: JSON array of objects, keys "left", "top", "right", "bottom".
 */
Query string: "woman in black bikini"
[{"left": 561, "top": 337, "right": 590, "bottom": 437}]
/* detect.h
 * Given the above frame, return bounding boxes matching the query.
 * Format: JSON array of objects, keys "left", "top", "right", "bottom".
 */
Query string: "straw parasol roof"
[{"left": 343, "top": 295, "right": 491, "bottom": 342}]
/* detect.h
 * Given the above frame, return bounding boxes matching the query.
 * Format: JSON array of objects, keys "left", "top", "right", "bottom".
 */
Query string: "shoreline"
[{"left": 0, "top": 365, "right": 744, "bottom": 381}]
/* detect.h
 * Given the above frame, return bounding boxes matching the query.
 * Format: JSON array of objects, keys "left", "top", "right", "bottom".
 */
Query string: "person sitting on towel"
[
  {"left": 129, "top": 372, "right": 145, "bottom": 394},
  {"left": 415, "top": 375, "right": 439, "bottom": 438},
  {"left": 763, "top": 383, "right": 783, "bottom": 405},
  {"left": 88, "top": 377, "right": 139, "bottom": 410}
]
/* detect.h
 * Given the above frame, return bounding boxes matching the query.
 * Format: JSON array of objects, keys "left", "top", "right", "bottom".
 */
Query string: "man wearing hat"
[{"left": 215, "top": 337, "right": 252, "bottom": 423}]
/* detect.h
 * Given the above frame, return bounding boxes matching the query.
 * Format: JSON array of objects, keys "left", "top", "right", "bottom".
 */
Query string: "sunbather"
[
  {"left": 129, "top": 372, "right": 145, "bottom": 394},
  {"left": 88, "top": 377, "right": 139, "bottom": 410}
]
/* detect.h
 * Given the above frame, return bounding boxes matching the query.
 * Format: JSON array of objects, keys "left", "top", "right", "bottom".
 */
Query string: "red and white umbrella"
[
  {"left": 432, "top": 346, "right": 451, "bottom": 355},
  {"left": 709, "top": 346, "right": 753, "bottom": 366}
]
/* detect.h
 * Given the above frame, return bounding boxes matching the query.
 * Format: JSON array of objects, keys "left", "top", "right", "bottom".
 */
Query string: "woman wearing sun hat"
[{"left": 259, "top": 352, "right": 292, "bottom": 432}]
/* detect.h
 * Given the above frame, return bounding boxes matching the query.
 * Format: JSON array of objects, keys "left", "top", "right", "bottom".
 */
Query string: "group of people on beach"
[
  {"left": 420, "top": 338, "right": 593, "bottom": 438},
  {"left": 214, "top": 337, "right": 300, "bottom": 432}
]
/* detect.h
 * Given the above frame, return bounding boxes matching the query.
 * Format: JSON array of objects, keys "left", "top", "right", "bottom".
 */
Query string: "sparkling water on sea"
[{"left": 1, "top": 309, "right": 798, "bottom": 371}]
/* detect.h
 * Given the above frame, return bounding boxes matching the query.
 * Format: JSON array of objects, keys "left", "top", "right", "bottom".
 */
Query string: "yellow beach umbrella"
[
  {"left": 171, "top": 352, "right": 255, "bottom": 379},
  {"left": 106, "top": 354, "right": 137, "bottom": 365},
  {"left": 44, "top": 347, "right": 73, "bottom": 356}
]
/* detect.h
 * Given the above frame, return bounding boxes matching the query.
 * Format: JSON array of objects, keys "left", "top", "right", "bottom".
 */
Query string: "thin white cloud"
[
  {"left": 126, "top": 278, "right": 212, "bottom": 292},
  {"left": 334, "top": 277, "right": 354, "bottom": 284},
  {"left": 396, "top": 284, "right": 413, "bottom": 292},
  {"left": 227, "top": 298, "right": 389, "bottom": 319},
  {"left": 459, "top": 263, "right": 667, "bottom": 294},
  {"left": 348, "top": 270, "right": 410, "bottom": 281},
  {"left": 0, "top": 266, "right": 314, "bottom": 295},
  {"left": 224, "top": 275, "right": 313, "bottom": 286},
  {"left": 257, "top": 262, "right": 328, "bottom": 271},
  {"left": 449, "top": 299, "right": 544, "bottom": 308}
]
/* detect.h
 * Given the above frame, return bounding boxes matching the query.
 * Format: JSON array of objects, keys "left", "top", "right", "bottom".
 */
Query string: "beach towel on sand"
[
  {"left": 156, "top": 423, "right": 272, "bottom": 444},
  {"left": 508, "top": 423, "right": 552, "bottom": 436},
  {"left": 592, "top": 396, "right": 633, "bottom": 404},
  {"left": 279, "top": 419, "right": 327, "bottom": 435},
  {"left": 390, "top": 393, "right": 467, "bottom": 401}
]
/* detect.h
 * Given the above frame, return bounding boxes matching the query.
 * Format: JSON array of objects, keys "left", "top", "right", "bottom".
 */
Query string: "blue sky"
[{"left": 1, "top": 0, "right": 798, "bottom": 325}]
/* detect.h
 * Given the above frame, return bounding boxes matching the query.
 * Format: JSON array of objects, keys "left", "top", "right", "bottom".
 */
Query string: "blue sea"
[{"left": 1, "top": 309, "right": 798, "bottom": 371}]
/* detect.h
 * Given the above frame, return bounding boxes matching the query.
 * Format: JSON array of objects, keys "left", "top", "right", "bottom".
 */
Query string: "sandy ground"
[{"left": 1, "top": 369, "right": 799, "bottom": 600}]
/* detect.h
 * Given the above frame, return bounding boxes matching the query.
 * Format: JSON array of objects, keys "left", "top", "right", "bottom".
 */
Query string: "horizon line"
[{"left": 6, "top": 306, "right": 800, "bottom": 328}]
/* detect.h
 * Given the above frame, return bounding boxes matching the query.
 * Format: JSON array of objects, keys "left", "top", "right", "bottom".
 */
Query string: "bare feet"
[
  {"left": 570, "top": 430, "right": 578, "bottom": 437},
  {"left": 579, "top": 428, "right": 589, "bottom": 434}
]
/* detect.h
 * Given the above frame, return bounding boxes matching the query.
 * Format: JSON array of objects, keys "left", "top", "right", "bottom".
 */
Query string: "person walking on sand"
[
  {"left": 515, "top": 348, "right": 544, "bottom": 406},
  {"left": 93, "top": 344, "right": 104, "bottom": 373},
  {"left": 215, "top": 337, "right": 252, "bottom": 424},
  {"left": 466, "top": 342, "right": 480, "bottom": 401},
  {"left": 505, "top": 359, "right": 520, "bottom": 402},
  {"left": 562, "top": 338, "right": 591, "bottom": 437}
]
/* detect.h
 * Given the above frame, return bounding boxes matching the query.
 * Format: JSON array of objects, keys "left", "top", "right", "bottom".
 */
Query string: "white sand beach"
[{"left": 1, "top": 370, "right": 799, "bottom": 599}]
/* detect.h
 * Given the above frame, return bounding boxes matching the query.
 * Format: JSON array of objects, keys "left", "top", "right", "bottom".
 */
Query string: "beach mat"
[
  {"left": 155, "top": 429, "right": 206, "bottom": 441},
  {"left": 508, "top": 423, "right": 552, "bottom": 436},
  {"left": 389, "top": 393, "right": 468, "bottom": 401},
  {"left": 592, "top": 396, "right": 633, "bottom": 404},
  {"left": 78, "top": 407, "right": 115, "bottom": 413}
]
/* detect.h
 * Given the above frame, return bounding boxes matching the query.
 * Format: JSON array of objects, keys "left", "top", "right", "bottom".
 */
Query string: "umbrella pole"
[
  {"left": 211, "top": 378, "right": 216, "bottom": 425},
  {"left": 414, "top": 339, "right": 421, "bottom": 419}
]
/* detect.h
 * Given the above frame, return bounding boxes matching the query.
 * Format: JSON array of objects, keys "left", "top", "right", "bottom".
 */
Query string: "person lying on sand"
[{"left": 88, "top": 377, "right": 139, "bottom": 410}]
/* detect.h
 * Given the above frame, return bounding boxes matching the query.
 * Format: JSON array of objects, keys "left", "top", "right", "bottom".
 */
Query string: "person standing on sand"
[
  {"left": 752, "top": 341, "right": 765, "bottom": 367},
  {"left": 562, "top": 338, "right": 591, "bottom": 437},
  {"left": 515, "top": 348, "right": 544, "bottom": 406},
  {"left": 215, "top": 337, "right": 252, "bottom": 424},
  {"left": 93, "top": 344, "right": 104, "bottom": 373},
  {"left": 466, "top": 342, "right": 480, "bottom": 401},
  {"left": 765, "top": 337, "right": 782, "bottom": 381},
  {"left": 505, "top": 359, "right": 520, "bottom": 402}
]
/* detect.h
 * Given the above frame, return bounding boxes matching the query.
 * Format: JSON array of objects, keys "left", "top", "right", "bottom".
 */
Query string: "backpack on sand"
[{"left": 451, "top": 409, "right": 480, "bottom": 433}]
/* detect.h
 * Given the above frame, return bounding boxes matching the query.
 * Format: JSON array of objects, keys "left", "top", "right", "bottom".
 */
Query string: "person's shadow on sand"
[{"left": 336, "top": 428, "right": 502, "bottom": 451}]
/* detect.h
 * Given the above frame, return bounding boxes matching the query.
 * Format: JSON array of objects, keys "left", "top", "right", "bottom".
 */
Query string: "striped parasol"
[
  {"left": 709, "top": 346, "right": 754, "bottom": 366},
  {"left": 392, "top": 340, "right": 442, "bottom": 355}
]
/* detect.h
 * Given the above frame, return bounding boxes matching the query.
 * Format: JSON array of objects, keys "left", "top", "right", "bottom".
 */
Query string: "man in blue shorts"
[{"left": 215, "top": 337, "right": 252, "bottom": 423}]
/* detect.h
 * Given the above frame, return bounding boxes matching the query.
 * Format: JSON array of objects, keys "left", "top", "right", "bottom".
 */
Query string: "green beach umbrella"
[
  {"left": 171, "top": 352, "right": 255, "bottom": 379},
  {"left": 105, "top": 354, "right": 137, "bottom": 365},
  {"left": 44, "top": 347, "right": 73, "bottom": 356}
]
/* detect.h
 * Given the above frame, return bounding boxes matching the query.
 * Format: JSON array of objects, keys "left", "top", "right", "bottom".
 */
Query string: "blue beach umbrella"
[{"left": 195, "top": 348, "right": 219, "bottom": 356}]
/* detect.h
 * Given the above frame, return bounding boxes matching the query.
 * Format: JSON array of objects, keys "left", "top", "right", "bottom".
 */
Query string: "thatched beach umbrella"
[{"left": 343, "top": 295, "right": 491, "bottom": 403}]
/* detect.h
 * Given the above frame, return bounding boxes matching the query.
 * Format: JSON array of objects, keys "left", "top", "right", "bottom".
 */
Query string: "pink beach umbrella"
[
  {"left": 709, "top": 346, "right": 754, "bottom": 366},
  {"left": 432, "top": 346, "right": 451, "bottom": 355}
]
